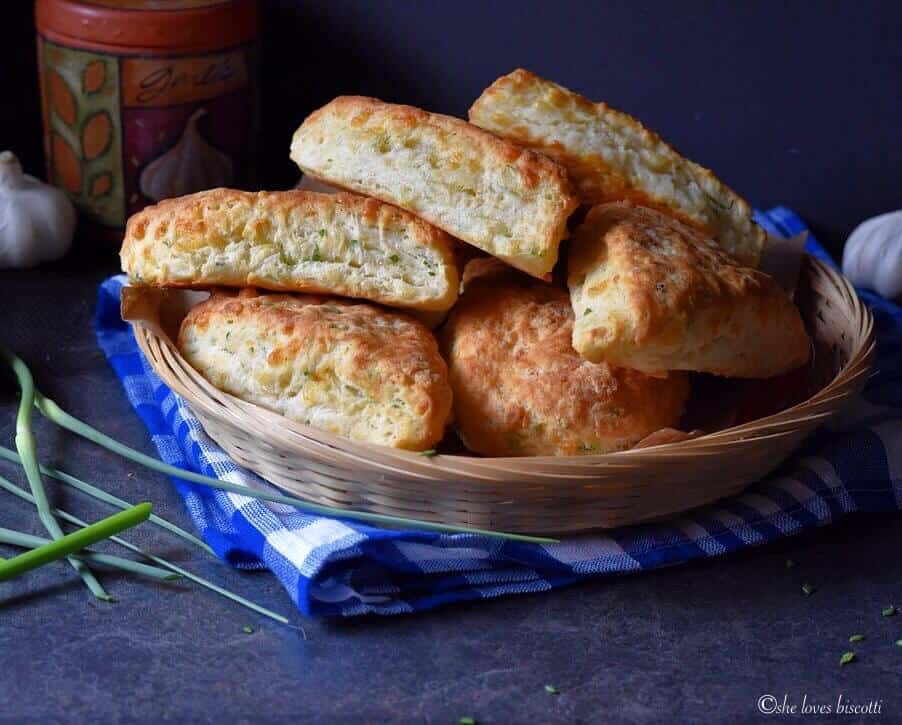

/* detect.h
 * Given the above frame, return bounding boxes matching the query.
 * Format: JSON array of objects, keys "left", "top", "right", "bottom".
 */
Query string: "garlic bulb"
[
  {"left": 139, "top": 108, "right": 234, "bottom": 202},
  {"left": 0, "top": 151, "right": 76, "bottom": 268},
  {"left": 842, "top": 210, "right": 902, "bottom": 299}
]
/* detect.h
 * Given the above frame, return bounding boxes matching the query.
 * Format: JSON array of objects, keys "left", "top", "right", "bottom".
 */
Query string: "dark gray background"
[
  {"left": 2, "top": 2, "right": 901, "bottom": 723},
  {"left": 5, "top": 0, "right": 901, "bottom": 257}
]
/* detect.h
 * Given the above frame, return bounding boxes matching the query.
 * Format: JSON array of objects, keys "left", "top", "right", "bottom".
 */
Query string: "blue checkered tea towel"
[{"left": 95, "top": 207, "right": 902, "bottom": 617}]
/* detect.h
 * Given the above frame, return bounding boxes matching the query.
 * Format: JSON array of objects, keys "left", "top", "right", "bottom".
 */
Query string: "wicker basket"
[{"left": 131, "top": 256, "right": 875, "bottom": 534}]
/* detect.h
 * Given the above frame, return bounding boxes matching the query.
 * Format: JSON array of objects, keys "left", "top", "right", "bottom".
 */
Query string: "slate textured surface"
[{"left": 2, "top": 261, "right": 901, "bottom": 724}]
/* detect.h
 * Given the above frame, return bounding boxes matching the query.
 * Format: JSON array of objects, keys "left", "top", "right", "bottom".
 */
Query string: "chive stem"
[
  {"left": 2, "top": 351, "right": 112, "bottom": 601},
  {"left": 0, "top": 445, "right": 214, "bottom": 557},
  {"left": 0, "top": 526, "right": 178, "bottom": 581},
  {"left": 33, "top": 391, "right": 557, "bottom": 545},
  {"left": 0, "top": 473, "right": 290, "bottom": 625},
  {"left": 0, "top": 503, "right": 151, "bottom": 582}
]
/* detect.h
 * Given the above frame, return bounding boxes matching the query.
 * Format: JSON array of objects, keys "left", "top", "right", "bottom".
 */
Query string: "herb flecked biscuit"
[
  {"left": 442, "top": 259, "right": 689, "bottom": 457},
  {"left": 121, "top": 188, "right": 460, "bottom": 312},
  {"left": 289, "top": 96, "right": 580, "bottom": 279},
  {"left": 568, "top": 203, "right": 810, "bottom": 378},
  {"left": 178, "top": 290, "right": 453, "bottom": 450},
  {"left": 469, "top": 69, "right": 765, "bottom": 267}
]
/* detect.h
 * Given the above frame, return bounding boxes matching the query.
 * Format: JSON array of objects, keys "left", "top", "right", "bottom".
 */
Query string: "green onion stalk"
[
  {"left": 0, "top": 473, "right": 290, "bottom": 625},
  {"left": 0, "top": 446, "right": 213, "bottom": 556},
  {"left": 0, "top": 527, "right": 180, "bottom": 581},
  {"left": 2, "top": 351, "right": 113, "bottom": 601},
  {"left": 0, "top": 503, "right": 152, "bottom": 582}
]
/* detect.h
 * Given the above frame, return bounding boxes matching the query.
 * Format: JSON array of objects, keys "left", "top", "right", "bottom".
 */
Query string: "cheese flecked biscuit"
[
  {"left": 178, "top": 290, "right": 453, "bottom": 450},
  {"left": 442, "top": 260, "right": 689, "bottom": 457},
  {"left": 568, "top": 203, "right": 810, "bottom": 378},
  {"left": 469, "top": 69, "right": 765, "bottom": 267},
  {"left": 121, "top": 188, "right": 459, "bottom": 312},
  {"left": 290, "top": 96, "right": 579, "bottom": 279}
]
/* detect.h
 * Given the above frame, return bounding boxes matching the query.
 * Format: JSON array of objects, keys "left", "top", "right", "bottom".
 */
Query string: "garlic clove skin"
[
  {"left": 139, "top": 108, "right": 235, "bottom": 202},
  {"left": 0, "top": 151, "right": 76, "bottom": 269},
  {"left": 842, "top": 210, "right": 902, "bottom": 300}
]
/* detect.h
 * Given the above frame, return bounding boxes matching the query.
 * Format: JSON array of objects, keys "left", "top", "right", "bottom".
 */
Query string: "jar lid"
[{"left": 35, "top": 0, "right": 260, "bottom": 53}]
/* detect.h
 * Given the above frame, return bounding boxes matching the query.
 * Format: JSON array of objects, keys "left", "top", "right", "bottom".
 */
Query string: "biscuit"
[
  {"left": 442, "top": 260, "right": 689, "bottom": 456},
  {"left": 121, "top": 188, "right": 459, "bottom": 312},
  {"left": 178, "top": 290, "right": 453, "bottom": 450},
  {"left": 469, "top": 69, "right": 765, "bottom": 267},
  {"left": 289, "top": 96, "right": 579, "bottom": 279},
  {"left": 568, "top": 203, "right": 810, "bottom": 378}
]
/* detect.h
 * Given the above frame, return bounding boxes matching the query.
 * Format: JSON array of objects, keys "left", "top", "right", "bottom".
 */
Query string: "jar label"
[{"left": 121, "top": 51, "right": 249, "bottom": 107}]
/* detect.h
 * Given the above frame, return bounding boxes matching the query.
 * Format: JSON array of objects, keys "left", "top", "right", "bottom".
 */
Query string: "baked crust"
[
  {"left": 568, "top": 203, "right": 810, "bottom": 377},
  {"left": 178, "top": 289, "right": 453, "bottom": 450},
  {"left": 469, "top": 69, "right": 765, "bottom": 267},
  {"left": 121, "top": 188, "right": 460, "bottom": 312},
  {"left": 290, "top": 96, "right": 580, "bottom": 279},
  {"left": 442, "top": 259, "right": 689, "bottom": 456}
]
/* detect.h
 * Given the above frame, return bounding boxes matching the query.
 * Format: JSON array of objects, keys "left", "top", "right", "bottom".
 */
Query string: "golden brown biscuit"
[
  {"left": 121, "top": 188, "right": 459, "bottom": 312},
  {"left": 178, "top": 290, "right": 453, "bottom": 450},
  {"left": 568, "top": 203, "right": 810, "bottom": 378},
  {"left": 289, "top": 96, "right": 579, "bottom": 279},
  {"left": 469, "top": 69, "right": 765, "bottom": 267},
  {"left": 442, "top": 260, "right": 689, "bottom": 456}
]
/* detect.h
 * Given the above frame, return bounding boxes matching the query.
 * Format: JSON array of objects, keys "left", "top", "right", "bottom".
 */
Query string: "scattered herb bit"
[
  {"left": 279, "top": 247, "right": 294, "bottom": 266},
  {"left": 882, "top": 605, "right": 896, "bottom": 617},
  {"left": 785, "top": 558, "right": 796, "bottom": 569},
  {"left": 318, "top": 229, "right": 326, "bottom": 237},
  {"left": 459, "top": 718, "right": 476, "bottom": 725},
  {"left": 420, "top": 449, "right": 438, "bottom": 458},
  {"left": 389, "top": 253, "right": 400, "bottom": 263},
  {"left": 544, "top": 684, "right": 559, "bottom": 695},
  {"left": 242, "top": 625, "right": 254, "bottom": 634},
  {"left": 311, "top": 246, "right": 322, "bottom": 262},
  {"left": 801, "top": 582, "right": 815, "bottom": 596},
  {"left": 703, "top": 191, "right": 734, "bottom": 213},
  {"left": 839, "top": 651, "right": 856, "bottom": 667},
  {"left": 584, "top": 308, "right": 592, "bottom": 315},
  {"left": 849, "top": 634, "right": 865, "bottom": 643}
]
